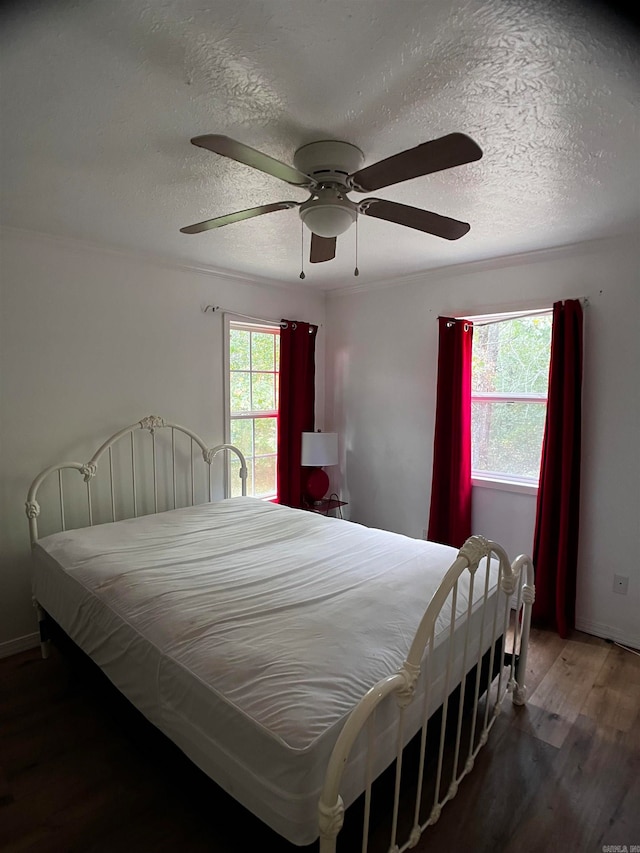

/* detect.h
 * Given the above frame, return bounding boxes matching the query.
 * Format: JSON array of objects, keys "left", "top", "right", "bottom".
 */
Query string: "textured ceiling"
[{"left": 1, "top": 0, "right": 638, "bottom": 290}]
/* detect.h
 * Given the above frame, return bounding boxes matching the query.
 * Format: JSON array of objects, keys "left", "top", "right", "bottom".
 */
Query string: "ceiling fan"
[{"left": 180, "top": 133, "right": 482, "bottom": 265}]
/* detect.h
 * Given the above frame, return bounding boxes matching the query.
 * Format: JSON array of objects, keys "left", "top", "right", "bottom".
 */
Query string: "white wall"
[
  {"left": 0, "top": 228, "right": 326, "bottom": 651},
  {"left": 325, "top": 236, "right": 640, "bottom": 648},
  {"left": 471, "top": 485, "right": 538, "bottom": 566}
]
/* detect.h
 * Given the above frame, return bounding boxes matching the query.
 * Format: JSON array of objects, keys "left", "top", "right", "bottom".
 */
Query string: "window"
[
  {"left": 227, "top": 321, "right": 280, "bottom": 499},
  {"left": 471, "top": 311, "right": 552, "bottom": 487}
]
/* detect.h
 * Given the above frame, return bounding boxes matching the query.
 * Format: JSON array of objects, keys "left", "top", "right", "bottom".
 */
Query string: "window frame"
[
  {"left": 223, "top": 315, "right": 281, "bottom": 500},
  {"left": 466, "top": 308, "right": 553, "bottom": 494}
]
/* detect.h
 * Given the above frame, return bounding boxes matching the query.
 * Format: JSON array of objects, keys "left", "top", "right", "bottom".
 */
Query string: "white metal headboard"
[{"left": 25, "top": 415, "right": 248, "bottom": 544}]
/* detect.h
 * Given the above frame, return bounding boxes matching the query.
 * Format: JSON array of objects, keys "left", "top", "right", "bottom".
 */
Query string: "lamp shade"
[{"left": 301, "top": 432, "right": 338, "bottom": 467}]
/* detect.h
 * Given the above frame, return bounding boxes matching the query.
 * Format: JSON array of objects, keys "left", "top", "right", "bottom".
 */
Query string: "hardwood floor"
[{"left": 0, "top": 628, "right": 638, "bottom": 852}]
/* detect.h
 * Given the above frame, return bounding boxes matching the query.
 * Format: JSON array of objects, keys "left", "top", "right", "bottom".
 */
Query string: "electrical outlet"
[{"left": 613, "top": 574, "right": 629, "bottom": 595}]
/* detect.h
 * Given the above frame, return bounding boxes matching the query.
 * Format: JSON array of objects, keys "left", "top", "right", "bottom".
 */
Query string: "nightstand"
[{"left": 303, "top": 498, "right": 347, "bottom": 517}]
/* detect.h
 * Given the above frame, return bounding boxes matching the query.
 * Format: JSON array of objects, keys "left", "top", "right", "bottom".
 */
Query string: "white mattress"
[{"left": 32, "top": 498, "right": 503, "bottom": 846}]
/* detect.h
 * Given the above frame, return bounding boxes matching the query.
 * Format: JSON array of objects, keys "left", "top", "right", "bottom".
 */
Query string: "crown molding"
[
  {"left": 0, "top": 225, "right": 309, "bottom": 297},
  {"left": 3, "top": 224, "right": 636, "bottom": 302},
  {"left": 325, "top": 232, "right": 639, "bottom": 299}
]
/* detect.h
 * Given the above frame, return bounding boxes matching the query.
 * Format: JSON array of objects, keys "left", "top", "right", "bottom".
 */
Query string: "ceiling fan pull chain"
[
  {"left": 354, "top": 215, "right": 359, "bottom": 277},
  {"left": 299, "top": 220, "right": 306, "bottom": 280}
]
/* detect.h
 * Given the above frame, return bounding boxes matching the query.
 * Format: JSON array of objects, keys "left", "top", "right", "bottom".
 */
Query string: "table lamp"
[{"left": 301, "top": 431, "right": 338, "bottom": 505}]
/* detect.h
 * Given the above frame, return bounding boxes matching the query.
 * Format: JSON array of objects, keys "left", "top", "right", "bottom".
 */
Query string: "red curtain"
[
  {"left": 532, "top": 299, "right": 583, "bottom": 638},
  {"left": 277, "top": 320, "right": 318, "bottom": 508},
  {"left": 427, "top": 317, "right": 474, "bottom": 547}
]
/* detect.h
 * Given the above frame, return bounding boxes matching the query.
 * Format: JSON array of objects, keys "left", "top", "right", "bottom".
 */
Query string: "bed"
[{"left": 25, "top": 416, "right": 535, "bottom": 852}]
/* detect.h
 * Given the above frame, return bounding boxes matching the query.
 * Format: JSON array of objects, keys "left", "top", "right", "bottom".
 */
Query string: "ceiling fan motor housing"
[
  {"left": 293, "top": 140, "right": 364, "bottom": 185},
  {"left": 294, "top": 140, "right": 364, "bottom": 237}
]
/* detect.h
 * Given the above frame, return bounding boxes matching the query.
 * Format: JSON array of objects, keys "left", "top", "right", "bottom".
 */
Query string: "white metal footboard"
[
  {"left": 25, "top": 415, "right": 247, "bottom": 657},
  {"left": 319, "top": 535, "right": 535, "bottom": 853}
]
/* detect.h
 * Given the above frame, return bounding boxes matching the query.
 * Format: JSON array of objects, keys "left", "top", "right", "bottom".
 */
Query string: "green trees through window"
[
  {"left": 229, "top": 324, "right": 279, "bottom": 498},
  {"left": 471, "top": 314, "right": 552, "bottom": 482}
]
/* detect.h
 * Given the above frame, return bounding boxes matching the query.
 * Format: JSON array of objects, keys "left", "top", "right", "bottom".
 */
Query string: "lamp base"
[{"left": 303, "top": 467, "right": 329, "bottom": 504}]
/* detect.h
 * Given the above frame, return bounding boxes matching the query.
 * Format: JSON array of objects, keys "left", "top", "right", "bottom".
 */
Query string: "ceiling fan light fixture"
[{"left": 300, "top": 199, "right": 358, "bottom": 237}]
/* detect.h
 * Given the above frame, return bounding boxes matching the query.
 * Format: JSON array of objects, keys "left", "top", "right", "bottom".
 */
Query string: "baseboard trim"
[
  {"left": 575, "top": 618, "right": 640, "bottom": 651},
  {"left": 0, "top": 632, "right": 39, "bottom": 660}
]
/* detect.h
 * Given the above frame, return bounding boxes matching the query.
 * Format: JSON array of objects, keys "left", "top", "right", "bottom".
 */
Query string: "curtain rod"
[
  {"left": 202, "top": 305, "right": 321, "bottom": 329},
  {"left": 471, "top": 308, "right": 552, "bottom": 327},
  {"left": 444, "top": 297, "right": 589, "bottom": 328}
]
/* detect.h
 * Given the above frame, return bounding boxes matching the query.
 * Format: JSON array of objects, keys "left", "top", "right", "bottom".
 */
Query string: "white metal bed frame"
[
  {"left": 25, "top": 415, "right": 535, "bottom": 852},
  {"left": 26, "top": 415, "right": 248, "bottom": 657},
  {"left": 318, "top": 535, "right": 534, "bottom": 852}
]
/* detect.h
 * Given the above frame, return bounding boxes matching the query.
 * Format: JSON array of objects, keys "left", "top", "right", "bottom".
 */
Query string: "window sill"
[{"left": 472, "top": 476, "right": 538, "bottom": 496}]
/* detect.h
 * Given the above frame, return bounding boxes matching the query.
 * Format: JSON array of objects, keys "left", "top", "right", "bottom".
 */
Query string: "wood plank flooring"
[
  {"left": 0, "top": 628, "right": 638, "bottom": 852},
  {"left": 511, "top": 639, "right": 610, "bottom": 748}
]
